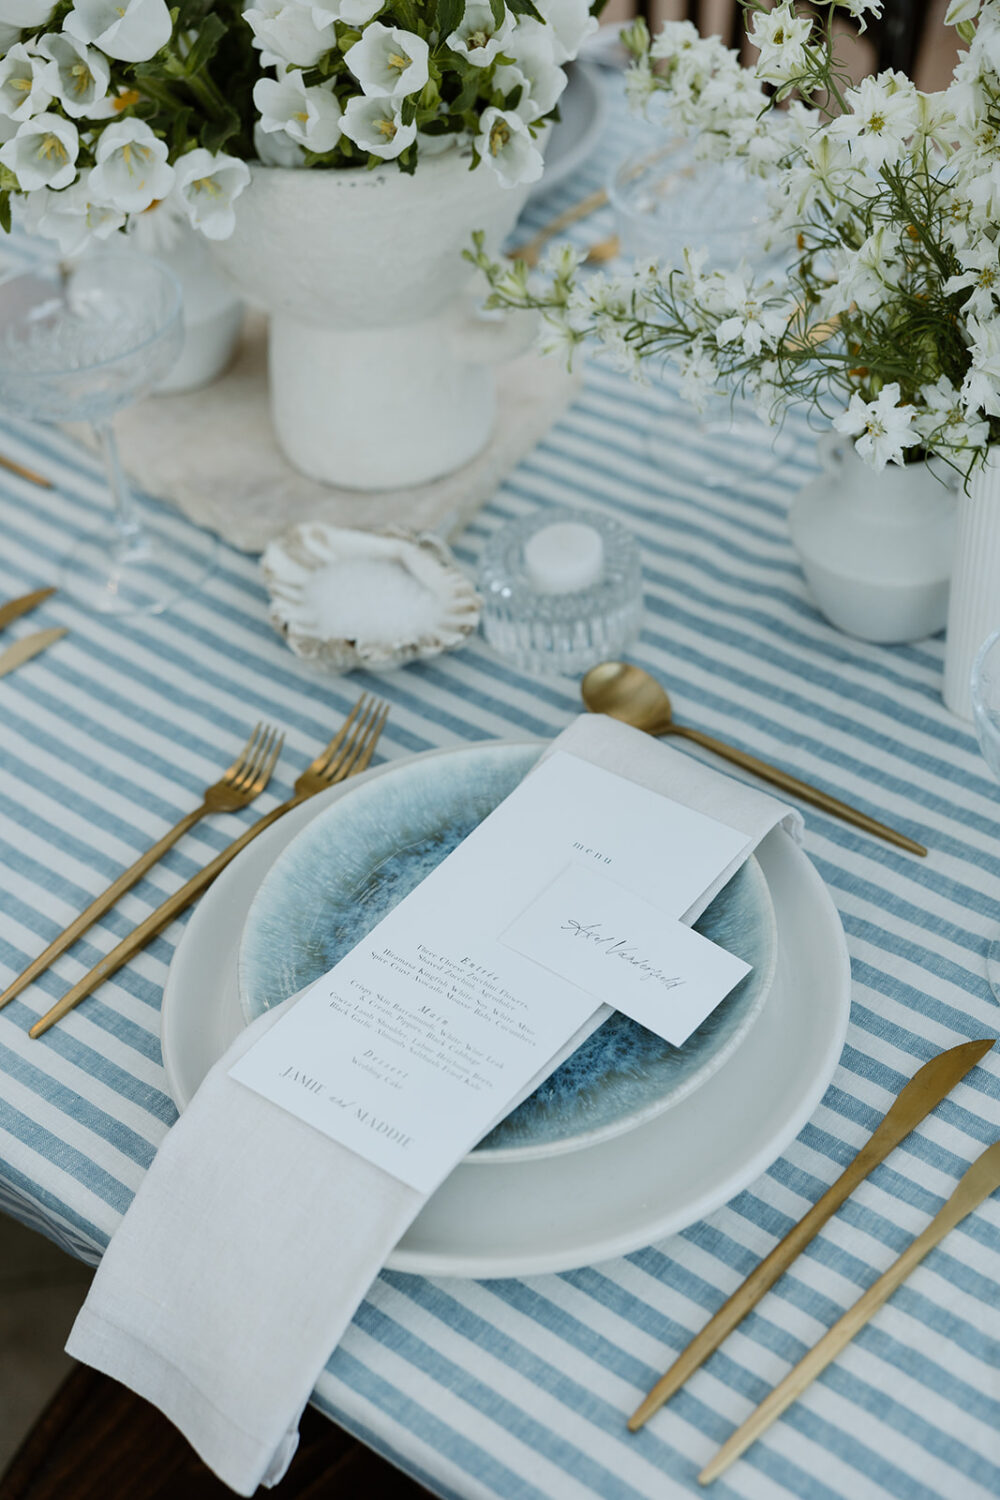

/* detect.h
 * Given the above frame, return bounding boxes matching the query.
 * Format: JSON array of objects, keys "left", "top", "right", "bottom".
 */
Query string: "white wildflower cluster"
[
  {"left": 0, "top": 0, "right": 597, "bottom": 255},
  {"left": 478, "top": 0, "right": 1000, "bottom": 474}
]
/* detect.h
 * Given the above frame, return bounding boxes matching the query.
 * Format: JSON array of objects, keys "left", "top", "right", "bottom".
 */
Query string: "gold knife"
[
  {"left": 699, "top": 1138, "right": 1000, "bottom": 1483},
  {"left": 628, "top": 1037, "right": 995, "bottom": 1431},
  {"left": 0, "top": 587, "right": 56, "bottom": 633},
  {"left": 0, "top": 627, "right": 68, "bottom": 679}
]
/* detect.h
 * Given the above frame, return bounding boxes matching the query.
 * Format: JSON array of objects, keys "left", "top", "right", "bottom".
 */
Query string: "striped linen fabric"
[{"left": 1, "top": 81, "right": 1000, "bottom": 1500}]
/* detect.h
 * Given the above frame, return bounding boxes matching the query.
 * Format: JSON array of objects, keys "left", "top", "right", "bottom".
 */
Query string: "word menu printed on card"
[{"left": 230, "top": 753, "right": 752, "bottom": 1192}]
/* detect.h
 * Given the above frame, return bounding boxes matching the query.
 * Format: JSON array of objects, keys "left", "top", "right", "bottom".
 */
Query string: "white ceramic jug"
[
  {"left": 210, "top": 149, "right": 537, "bottom": 490},
  {"left": 789, "top": 437, "right": 958, "bottom": 644}
]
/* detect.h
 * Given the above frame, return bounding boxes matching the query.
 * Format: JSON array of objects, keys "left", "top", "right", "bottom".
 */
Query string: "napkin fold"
[{"left": 67, "top": 715, "right": 803, "bottom": 1495}]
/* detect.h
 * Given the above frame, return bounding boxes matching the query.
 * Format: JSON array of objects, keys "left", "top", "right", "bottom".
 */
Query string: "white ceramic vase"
[
  {"left": 209, "top": 150, "right": 538, "bottom": 490},
  {"left": 942, "top": 448, "right": 1000, "bottom": 720},
  {"left": 789, "top": 438, "right": 958, "bottom": 645}
]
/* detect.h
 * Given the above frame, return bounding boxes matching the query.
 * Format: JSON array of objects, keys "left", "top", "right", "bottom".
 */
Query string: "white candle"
[{"left": 523, "top": 521, "right": 605, "bottom": 595}]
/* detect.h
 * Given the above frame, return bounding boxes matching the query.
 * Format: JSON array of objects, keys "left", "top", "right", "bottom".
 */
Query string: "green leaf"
[
  {"left": 436, "top": 0, "right": 463, "bottom": 40},
  {"left": 201, "top": 103, "right": 241, "bottom": 153},
  {"left": 183, "top": 11, "right": 227, "bottom": 75},
  {"left": 0, "top": 191, "right": 10, "bottom": 236},
  {"left": 488, "top": 0, "right": 506, "bottom": 30},
  {"left": 506, "top": 0, "right": 541, "bottom": 18}
]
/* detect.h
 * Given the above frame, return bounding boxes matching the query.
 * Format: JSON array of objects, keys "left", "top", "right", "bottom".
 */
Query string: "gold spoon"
[{"left": 580, "top": 661, "right": 927, "bottom": 856}]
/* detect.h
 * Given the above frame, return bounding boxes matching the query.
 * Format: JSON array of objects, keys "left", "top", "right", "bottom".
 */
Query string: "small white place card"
[
  {"left": 502, "top": 864, "right": 750, "bottom": 1047},
  {"left": 230, "top": 752, "right": 753, "bottom": 1192}
]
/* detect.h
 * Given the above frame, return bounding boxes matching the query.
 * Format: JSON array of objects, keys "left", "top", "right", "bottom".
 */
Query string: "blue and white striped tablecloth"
[{"left": 1, "top": 82, "right": 999, "bottom": 1500}]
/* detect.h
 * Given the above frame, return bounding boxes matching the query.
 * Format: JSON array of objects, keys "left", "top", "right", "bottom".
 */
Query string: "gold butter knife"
[
  {"left": 0, "top": 587, "right": 56, "bottom": 633},
  {"left": 699, "top": 1138, "right": 1000, "bottom": 1483},
  {"left": 0, "top": 627, "right": 67, "bottom": 679},
  {"left": 629, "top": 1037, "right": 995, "bottom": 1431}
]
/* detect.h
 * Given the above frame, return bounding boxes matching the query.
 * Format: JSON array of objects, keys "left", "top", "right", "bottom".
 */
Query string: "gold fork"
[
  {"left": 0, "top": 723, "right": 285, "bottom": 1013},
  {"left": 28, "top": 695, "right": 390, "bottom": 1039}
]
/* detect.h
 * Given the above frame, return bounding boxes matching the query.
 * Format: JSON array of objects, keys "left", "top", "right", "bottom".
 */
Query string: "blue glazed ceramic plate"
[{"left": 238, "top": 743, "right": 777, "bottom": 1162}]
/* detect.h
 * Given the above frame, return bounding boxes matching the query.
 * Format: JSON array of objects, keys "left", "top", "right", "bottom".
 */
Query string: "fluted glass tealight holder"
[{"left": 478, "top": 508, "right": 642, "bottom": 677}]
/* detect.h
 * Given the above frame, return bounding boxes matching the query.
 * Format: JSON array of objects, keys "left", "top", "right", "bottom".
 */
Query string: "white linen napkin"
[{"left": 67, "top": 715, "right": 803, "bottom": 1496}]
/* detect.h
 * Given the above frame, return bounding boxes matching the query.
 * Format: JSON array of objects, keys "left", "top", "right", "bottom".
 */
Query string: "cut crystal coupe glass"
[
  {"left": 0, "top": 253, "right": 216, "bottom": 615},
  {"left": 971, "top": 627, "right": 1000, "bottom": 1002}
]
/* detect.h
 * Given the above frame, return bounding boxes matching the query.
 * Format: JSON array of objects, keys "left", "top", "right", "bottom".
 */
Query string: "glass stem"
[{"left": 95, "top": 420, "right": 144, "bottom": 555}]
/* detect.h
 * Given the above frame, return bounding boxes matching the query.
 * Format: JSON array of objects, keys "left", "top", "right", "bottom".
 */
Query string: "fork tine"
[
  {"left": 222, "top": 721, "right": 264, "bottom": 785},
  {"left": 325, "top": 697, "right": 379, "bottom": 777},
  {"left": 253, "top": 730, "right": 284, "bottom": 794},
  {"left": 330, "top": 698, "right": 388, "bottom": 782},
  {"left": 237, "top": 724, "right": 279, "bottom": 792},
  {"left": 230, "top": 723, "right": 273, "bottom": 793},
  {"left": 313, "top": 695, "right": 369, "bottom": 774},
  {"left": 349, "top": 702, "right": 389, "bottom": 777}
]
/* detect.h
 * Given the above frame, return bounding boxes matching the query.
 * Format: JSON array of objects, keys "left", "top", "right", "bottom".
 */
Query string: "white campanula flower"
[
  {"left": 340, "top": 93, "right": 416, "bottom": 158},
  {"left": 0, "top": 110, "right": 77, "bottom": 188},
  {"left": 0, "top": 42, "right": 51, "bottom": 123},
  {"left": 0, "top": 0, "right": 55, "bottom": 26},
  {"left": 830, "top": 71, "right": 919, "bottom": 170},
  {"left": 88, "top": 117, "right": 173, "bottom": 212},
  {"left": 243, "top": 0, "right": 335, "bottom": 67},
  {"left": 310, "top": 0, "right": 383, "bottom": 29},
  {"left": 475, "top": 106, "right": 543, "bottom": 187},
  {"left": 945, "top": 0, "right": 983, "bottom": 24},
  {"left": 946, "top": 240, "right": 1000, "bottom": 320},
  {"left": 252, "top": 119, "right": 305, "bottom": 165},
  {"left": 22, "top": 172, "right": 124, "bottom": 253},
  {"left": 65, "top": 0, "right": 172, "bottom": 62},
  {"left": 37, "top": 33, "right": 111, "bottom": 118},
  {"left": 915, "top": 374, "right": 990, "bottom": 451},
  {"left": 173, "top": 148, "right": 250, "bottom": 239},
  {"left": 961, "top": 313, "right": 1000, "bottom": 416},
  {"left": 447, "top": 1, "right": 511, "bottom": 66},
  {"left": 832, "top": 383, "right": 920, "bottom": 469},
  {"left": 529, "top": 0, "right": 596, "bottom": 64},
  {"left": 254, "top": 70, "right": 342, "bottom": 151},
  {"left": 346, "top": 24, "right": 429, "bottom": 100},
  {"left": 494, "top": 27, "right": 566, "bottom": 122},
  {"left": 748, "top": 2, "right": 812, "bottom": 86}
]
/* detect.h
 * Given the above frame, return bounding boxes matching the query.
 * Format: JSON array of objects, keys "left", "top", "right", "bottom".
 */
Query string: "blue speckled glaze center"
[{"left": 239, "top": 744, "right": 776, "bottom": 1158}]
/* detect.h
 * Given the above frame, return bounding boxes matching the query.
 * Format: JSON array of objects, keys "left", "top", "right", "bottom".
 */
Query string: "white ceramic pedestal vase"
[
  {"left": 209, "top": 150, "right": 538, "bottom": 491},
  {"left": 943, "top": 449, "right": 1000, "bottom": 720},
  {"left": 789, "top": 439, "right": 958, "bottom": 644}
]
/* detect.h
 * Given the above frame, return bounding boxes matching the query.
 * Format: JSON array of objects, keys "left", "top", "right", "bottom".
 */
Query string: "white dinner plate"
[{"left": 161, "top": 744, "right": 851, "bottom": 1278}]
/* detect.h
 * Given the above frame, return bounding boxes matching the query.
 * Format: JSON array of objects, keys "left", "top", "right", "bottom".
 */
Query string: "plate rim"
[{"left": 234, "top": 739, "right": 778, "bottom": 1162}]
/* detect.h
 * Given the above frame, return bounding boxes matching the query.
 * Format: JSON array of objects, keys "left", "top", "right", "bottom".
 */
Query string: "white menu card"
[{"left": 230, "top": 753, "right": 753, "bottom": 1192}]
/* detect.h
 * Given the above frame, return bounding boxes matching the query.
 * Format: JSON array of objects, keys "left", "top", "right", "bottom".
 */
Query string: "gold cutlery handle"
[
  {"left": 0, "top": 806, "right": 207, "bottom": 1011},
  {"left": 510, "top": 188, "right": 609, "bottom": 266},
  {"left": 671, "top": 724, "right": 927, "bottom": 856},
  {"left": 629, "top": 1038, "right": 993, "bottom": 1431},
  {"left": 698, "top": 1141, "right": 1000, "bottom": 1484},
  {"left": 0, "top": 454, "right": 52, "bottom": 489},
  {"left": 28, "top": 795, "right": 304, "bottom": 1039}
]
